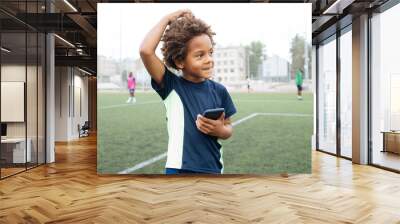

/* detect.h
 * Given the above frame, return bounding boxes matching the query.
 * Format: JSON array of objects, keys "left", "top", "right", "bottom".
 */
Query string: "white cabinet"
[{"left": 1, "top": 138, "right": 31, "bottom": 163}]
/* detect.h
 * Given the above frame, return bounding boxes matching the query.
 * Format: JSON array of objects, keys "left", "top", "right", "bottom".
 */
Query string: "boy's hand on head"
[
  {"left": 196, "top": 113, "right": 226, "bottom": 137},
  {"left": 165, "top": 9, "right": 192, "bottom": 24}
]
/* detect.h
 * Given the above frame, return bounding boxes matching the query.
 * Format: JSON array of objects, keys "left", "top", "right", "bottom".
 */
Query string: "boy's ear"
[{"left": 174, "top": 60, "right": 184, "bottom": 70}]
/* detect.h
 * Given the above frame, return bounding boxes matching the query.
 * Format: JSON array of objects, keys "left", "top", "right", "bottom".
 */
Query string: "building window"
[
  {"left": 318, "top": 36, "right": 337, "bottom": 155},
  {"left": 371, "top": 4, "right": 400, "bottom": 171},
  {"left": 340, "top": 29, "right": 352, "bottom": 158}
]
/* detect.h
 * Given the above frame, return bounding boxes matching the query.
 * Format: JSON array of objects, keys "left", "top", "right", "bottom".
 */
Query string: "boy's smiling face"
[{"left": 176, "top": 34, "right": 214, "bottom": 82}]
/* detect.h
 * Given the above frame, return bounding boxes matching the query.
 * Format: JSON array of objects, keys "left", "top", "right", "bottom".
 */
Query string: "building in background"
[
  {"left": 261, "top": 54, "right": 291, "bottom": 82},
  {"left": 213, "top": 46, "right": 247, "bottom": 85},
  {"left": 97, "top": 56, "right": 120, "bottom": 88}
]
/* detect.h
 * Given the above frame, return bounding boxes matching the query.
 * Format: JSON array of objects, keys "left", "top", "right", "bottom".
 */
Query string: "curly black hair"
[{"left": 161, "top": 13, "right": 215, "bottom": 70}]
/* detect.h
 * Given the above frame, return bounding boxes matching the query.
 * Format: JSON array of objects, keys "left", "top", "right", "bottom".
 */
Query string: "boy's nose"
[{"left": 205, "top": 55, "right": 213, "bottom": 64}]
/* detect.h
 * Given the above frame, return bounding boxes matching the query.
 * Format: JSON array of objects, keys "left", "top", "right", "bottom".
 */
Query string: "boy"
[{"left": 139, "top": 10, "right": 236, "bottom": 174}]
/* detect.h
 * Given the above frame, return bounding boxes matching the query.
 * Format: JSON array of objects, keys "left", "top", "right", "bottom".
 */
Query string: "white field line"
[
  {"left": 101, "top": 99, "right": 307, "bottom": 110},
  {"left": 100, "top": 101, "right": 160, "bottom": 110},
  {"left": 235, "top": 99, "right": 307, "bottom": 103},
  {"left": 257, "top": 112, "right": 312, "bottom": 117},
  {"left": 118, "top": 152, "right": 168, "bottom": 174},
  {"left": 231, "top": 113, "right": 258, "bottom": 126},
  {"left": 117, "top": 112, "right": 311, "bottom": 174}
]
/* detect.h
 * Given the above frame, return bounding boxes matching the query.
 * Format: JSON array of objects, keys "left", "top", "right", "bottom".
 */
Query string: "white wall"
[
  {"left": 55, "top": 67, "right": 89, "bottom": 141},
  {"left": 72, "top": 73, "right": 89, "bottom": 138}
]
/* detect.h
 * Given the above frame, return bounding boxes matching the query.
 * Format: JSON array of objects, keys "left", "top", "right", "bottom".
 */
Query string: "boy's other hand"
[{"left": 196, "top": 113, "right": 225, "bottom": 137}]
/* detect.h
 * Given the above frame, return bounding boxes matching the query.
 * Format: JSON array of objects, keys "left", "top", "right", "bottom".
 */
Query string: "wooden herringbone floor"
[{"left": 1, "top": 135, "right": 400, "bottom": 224}]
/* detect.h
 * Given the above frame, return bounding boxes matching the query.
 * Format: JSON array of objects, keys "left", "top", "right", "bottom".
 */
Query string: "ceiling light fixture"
[
  {"left": 54, "top": 34, "right": 75, "bottom": 48},
  {"left": 1, "top": 47, "right": 11, "bottom": 53},
  {"left": 63, "top": 0, "right": 78, "bottom": 12},
  {"left": 78, "top": 67, "right": 92, "bottom": 76},
  {"left": 323, "top": 0, "right": 354, "bottom": 15}
]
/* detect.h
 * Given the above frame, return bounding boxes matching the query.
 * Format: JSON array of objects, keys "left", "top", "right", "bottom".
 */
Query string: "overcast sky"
[{"left": 98, "top": 3, "right": 311, "bottom": 62}]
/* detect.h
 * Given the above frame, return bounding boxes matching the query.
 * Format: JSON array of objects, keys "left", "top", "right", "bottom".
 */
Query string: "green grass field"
[{"left": 98, "top": 91, "right": 313, "bottom": 174}]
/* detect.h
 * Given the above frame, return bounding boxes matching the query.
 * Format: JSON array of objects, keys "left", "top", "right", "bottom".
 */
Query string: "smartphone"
[{"left": 203, "top": 108, "right": 225, "bottom": 120}]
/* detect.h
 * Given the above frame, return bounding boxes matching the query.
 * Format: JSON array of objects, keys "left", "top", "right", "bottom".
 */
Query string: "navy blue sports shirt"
[{"left": 151, "top": 66, "right": 237, "bottom": 173}]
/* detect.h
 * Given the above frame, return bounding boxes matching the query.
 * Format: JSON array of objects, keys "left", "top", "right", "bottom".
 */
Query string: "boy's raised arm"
[{"left": 139, "top": 10, "right": 191, "bottom": 86}]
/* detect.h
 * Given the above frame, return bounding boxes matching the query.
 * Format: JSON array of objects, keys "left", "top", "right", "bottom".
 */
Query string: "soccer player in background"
[
  {"left": 126, "top": 72, "right": 137, "bottom": 103},
  {"left": 295, "top": 68, "right": 304, "bottom": 100}
]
